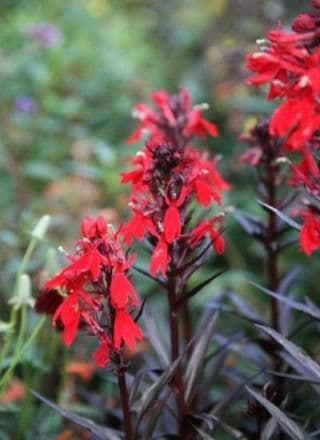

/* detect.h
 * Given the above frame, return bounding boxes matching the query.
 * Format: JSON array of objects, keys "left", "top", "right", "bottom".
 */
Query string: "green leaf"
[
  {"left": 31, "top": 390, "right": 121, "bottom": 440},
  {"left": 246, "top": 386, "right": 305, "bottom": 440},
  {"left": 256, "top": 325, "right": 320, "bottom": 384},
  {"left": 256, "top": 200, "right": 301, "bottom": 230},
  {"left": 133, "top": 350, "right": 186, "bottom": 421},
  {"left": 185, "top": 311, "right": 219, "bottom": 403}
]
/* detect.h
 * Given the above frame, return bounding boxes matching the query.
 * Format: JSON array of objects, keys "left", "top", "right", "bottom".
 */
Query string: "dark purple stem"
[
  {"left": 167, "top": 274, "right": 186, "bottom": 423},
  {"left": 118, "top": 366, "right": 133, "bottom": 440}
]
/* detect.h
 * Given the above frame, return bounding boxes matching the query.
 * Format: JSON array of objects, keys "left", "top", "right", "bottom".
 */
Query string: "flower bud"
[
  {"left": 312, "top": 0, "right": 320, "bottom": 9},
  {"left": 31, "top": 215, "right": 50, "bottom": 240},
  {"left": 292, "top": 14, "right": 316, "bottom": 32},
  {"left": 9, "top": 274, "right": 34, "bottom": 310}
]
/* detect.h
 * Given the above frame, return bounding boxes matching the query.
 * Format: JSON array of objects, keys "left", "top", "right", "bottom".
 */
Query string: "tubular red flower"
[
  {"left": 114, "top": 309, "right": 143, "bottom": 350},
  {"left": 299, "top": 211, "right": 320, "bottom": 255},
  {"left": 35, "top": 216, "right": 143, "bottom": 367},
  {"left": 122, "top": 88, "right": 229, "bottom": 276}
]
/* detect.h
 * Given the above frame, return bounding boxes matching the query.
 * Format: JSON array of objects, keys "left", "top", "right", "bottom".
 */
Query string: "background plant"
[{"left": 1, "top": 1, "right": 320, "bottom": 439}]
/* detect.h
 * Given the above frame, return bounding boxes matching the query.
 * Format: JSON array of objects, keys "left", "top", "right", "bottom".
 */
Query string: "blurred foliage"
[{"left": 0, "top": 0, "right": 315, "bottom": 437}]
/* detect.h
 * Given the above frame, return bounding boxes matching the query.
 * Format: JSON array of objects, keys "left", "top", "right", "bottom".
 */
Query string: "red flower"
[
  {"left": 194, "top": 179, "right": 221, "bottom": 206},
  {"left": 93, "top": 337, "right": 110, "bottom": 368},
  {"left": 120, "top": 208, "right": 158, "bottom": 245},
  {"left": 240, "top": 147, "right": 263, "bottom": 167},
  {"left": 188, "top": 219, "right": 225, "bottom": 254},
  {"left": 183, "top": 109, "right": 218, "bottom": 138},
  {"left": 126, "top": 88, "right": 219, "bottom": 145},
  {"left": 164, "top": 205, "right": 181, "bottom": 243},
  {"left": 300, "top": 211, "right": 320, "bottom": 255},
  {"left": 122, "top": 89, "right": 228, "bottom": 279},
  {"left": 53, "top": 291, "right": 81, "bottom": 346},
  {"left": 110, "top": 270, "right": 139, "bottom": 309},
  {"left": 150, "top": 239, "right": 169, "bottom": 276},
  {"left": 81, "top": 215, "right": 107, "bottom": 239},
  {"left": 36, "top": 216, "right": 143, "bottom": 367},
  {"left": 114, "top": 309, "right": 143, "bottom": 350}
]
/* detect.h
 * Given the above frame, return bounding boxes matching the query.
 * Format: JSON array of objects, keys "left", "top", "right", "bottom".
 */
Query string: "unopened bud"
[
  {"left": 9, "top": 274, "right": 34, "bottom": 310},
  {"left": 292, "top": 14, "right": 316, "bottom": 32},
  {"left": 31, "top": 215, "right": 50, "bottom": 240},
  {"left": 312, "top": 0, "right": 320, "bottom": 10}
]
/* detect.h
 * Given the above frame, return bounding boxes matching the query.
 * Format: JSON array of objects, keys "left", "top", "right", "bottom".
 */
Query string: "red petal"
[
  {"left": 150, "top": 240, "right": 168, "bottom": 276},
  {"left": 114, "top": 309, "right": 143, "bottom": 350},
  {"left": 93, "top": 339, "right": 110, "bottom": 367},
  {"left": 164, "top": 205, "right": 181, "bottom": 243},
  {"left": 62, "top": 314, "right": 80, "bottom": 346},
  {"left": 111, "top": 271, "right": 138, "bottom": 309},
  {"left": 195, "top": 179, "right": 220, "bottom": 206}
]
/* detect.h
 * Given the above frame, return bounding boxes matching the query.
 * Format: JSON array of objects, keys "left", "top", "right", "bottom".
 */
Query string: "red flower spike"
[
  {"left": 123, "top": 88, "right": 228, "bottom": 280},
  {"left": 35, "top": 215, "right": 143, "bottom": 367},
  {"left": 114, "top": 309, "right": 143, "bottom": 350}
]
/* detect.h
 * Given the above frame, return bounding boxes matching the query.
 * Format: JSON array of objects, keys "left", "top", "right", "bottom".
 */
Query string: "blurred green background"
[{"left": 0, "top": 0, "right": 313, "bottom": 437}]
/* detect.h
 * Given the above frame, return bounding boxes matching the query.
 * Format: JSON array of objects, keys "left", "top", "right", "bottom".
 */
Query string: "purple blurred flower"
[
  {"left": 23, "top": 22, "right": 62, "bottom": 49},
  {"left": 15, "top": 96, "right": 38, "bottom": 114}
]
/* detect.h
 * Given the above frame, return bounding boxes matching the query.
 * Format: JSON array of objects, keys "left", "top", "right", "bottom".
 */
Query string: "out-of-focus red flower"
[
  {"left": 299, "top": 211, "right": 320, "bottom": 255},
  {"left": 0, "top": 379, "right": 25, "bottom": 404},
  {"left": 126, "top": 88, "right": 218, "bottom": 145},
  {"left": 240, "top": 147, "right": 263, "bottom": 166},
  {"left": 65, "top": 361, "right": 95, "bottom": 381}
]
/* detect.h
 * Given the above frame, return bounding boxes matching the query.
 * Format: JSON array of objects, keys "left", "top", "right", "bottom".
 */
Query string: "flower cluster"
[
  {"left": 121, "top": 89, "right": 229, "bottom": 276},
  {"left": 35, "top": 216, "right": 142, "bottom": 367},
  {"left": 126, "top": 88, "right": 218, "bottom": 145},
  {"left": 246, "top": 0, "right": 320, "bottom": 255}
]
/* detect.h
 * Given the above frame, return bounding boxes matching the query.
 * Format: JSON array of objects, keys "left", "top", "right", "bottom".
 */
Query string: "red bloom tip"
[
  {"left": 114, "top": 309, "right": 143, "bottom": 350},
  {"left": 81, "top": 216, "right": 107, "bottom": 239}
]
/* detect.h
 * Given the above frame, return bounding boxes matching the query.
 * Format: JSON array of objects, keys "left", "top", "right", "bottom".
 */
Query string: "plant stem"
[
  {"left": 0, "top": 237, "right": 37, "bottom": 371},
  {"left": 0, "top": 316, "right": 46, "bottom": 390},
  {"left": 265, "top": 159, "right": 280, "bottom": 332},
  {"left": 118, "top": 366, "right": 133, "bottom": 440},
  {"left": 167, "top": 274, "right": 186, "bottom": 422}
]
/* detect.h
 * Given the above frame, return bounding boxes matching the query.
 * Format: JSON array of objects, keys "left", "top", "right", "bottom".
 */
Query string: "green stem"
[
  {"left": 0, "top": 238, "right": 38, "bottom": 371},
  {"left": 0, "top": 316, "right": 46, "bottom": 390}
]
